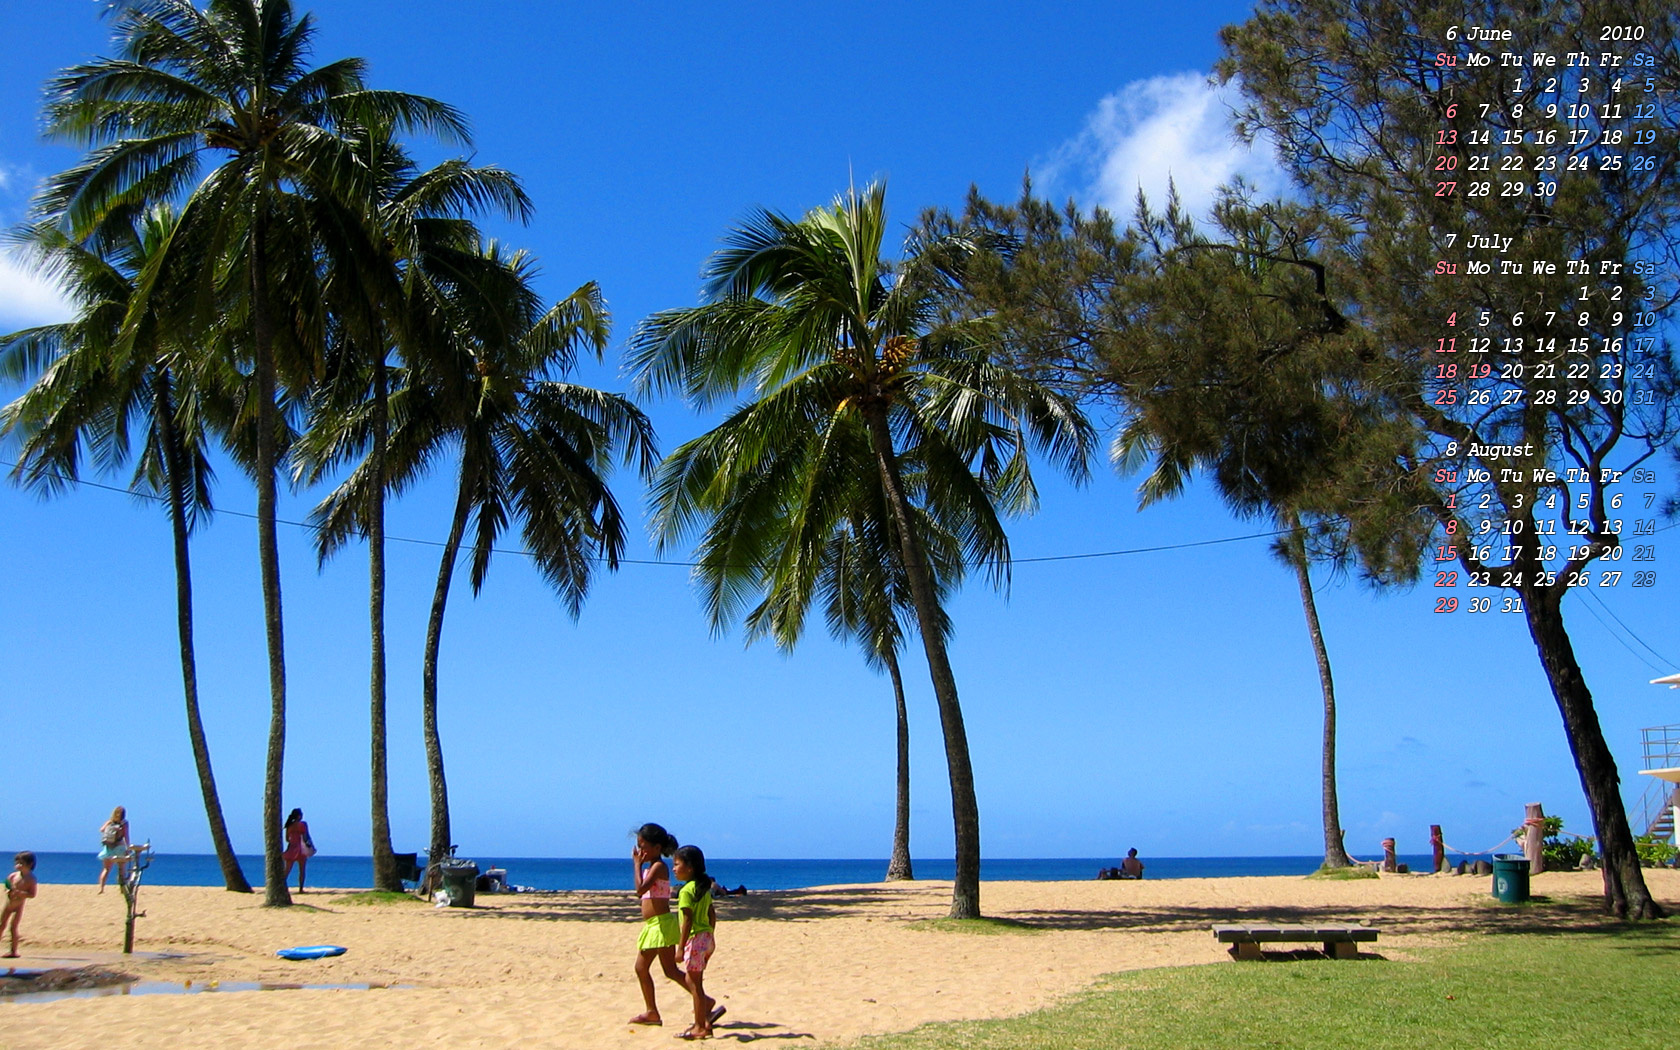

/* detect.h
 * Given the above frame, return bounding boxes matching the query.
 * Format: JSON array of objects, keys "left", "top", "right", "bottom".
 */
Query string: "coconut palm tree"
[
  {"left": 631, "top": 182, "right": 1094, "bottom": 918},
  {"left": 1116, "top": 399, "right": 1365, "bottom": 872},
  {"left": 292, "top": 125, "right": 532, "bottom": 892},
  {"left": 1, "top": 205, "right": 253, "bottom": 892},
  {"left": 727, "top": 450, "right": 963, "bottom": 882},
  {"left": 1109, "top": 198, "right": 1406, "bottom": 872},
  {"left": 311, "top": 244, "right": 656, "bottom": 864},
  {"left": 819, "top": 489, "right": 965, "bottom": 881},
  {"left": 38, "top": 0, "right": 471, "bottom": 904}
]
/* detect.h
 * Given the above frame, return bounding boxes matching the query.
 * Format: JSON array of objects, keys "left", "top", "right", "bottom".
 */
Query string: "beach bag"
[
  {"left": 101, "top": 822, "right": 123, "bottom": 847},
  {"left": 303, "top": 833, "right": 317, "bottom": 859}
]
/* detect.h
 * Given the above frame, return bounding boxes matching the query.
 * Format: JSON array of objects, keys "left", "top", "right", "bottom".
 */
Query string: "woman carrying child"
[
  {"left": 3, "top": 851, "right": 38, "bottom": 958},
  {"left": 628, "top": 823, "right": 686, "bottom": 1026},
  {"left": 673, "top": 844, "right": 725, "bottom": 1040}
]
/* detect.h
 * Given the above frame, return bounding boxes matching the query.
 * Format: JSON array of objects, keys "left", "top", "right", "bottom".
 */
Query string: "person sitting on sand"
[
  {"left": 1120, "top": 848, "right": 1144, "bottom": 879},
  {"left": 3, "top": 852, "right": 37, "bottom": 958},
  {"left": 97, "top": 806, "right": 129, "bottom": 893}
]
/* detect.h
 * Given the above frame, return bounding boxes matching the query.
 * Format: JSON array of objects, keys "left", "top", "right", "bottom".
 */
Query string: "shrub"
[
  {"left": 1634, "top": 834, "right": 1678, "bottom": 867},
  {"left": 1509, "top": 816, "right": 1595, "bottom": 870}
]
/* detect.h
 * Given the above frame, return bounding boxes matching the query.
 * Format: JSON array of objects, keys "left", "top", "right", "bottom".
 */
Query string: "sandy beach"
[{"left": 4, "top": 870, "right": 1675, "bottom": 1049}]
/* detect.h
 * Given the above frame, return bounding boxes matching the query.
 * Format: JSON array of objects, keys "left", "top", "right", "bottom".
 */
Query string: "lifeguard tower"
[{"left": 1636, "top": 673, "right": 1680, "bottom": 845}]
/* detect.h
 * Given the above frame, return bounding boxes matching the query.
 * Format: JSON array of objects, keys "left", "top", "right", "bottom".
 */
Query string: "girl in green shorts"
[{"left": 629, "top": 822, "right": 685, "bottom": 1025}]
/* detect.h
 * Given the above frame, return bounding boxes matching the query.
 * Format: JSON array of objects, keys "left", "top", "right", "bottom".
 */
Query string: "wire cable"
[
  {"left": 1570, "top": 590, "right": 1669, "bottom": 673},
  {"left": 1581, "top": 586, "right": 1676, "bottom": 668},
  {"left": 0, "top": 459, "right": 1291, "bottom": 568}
]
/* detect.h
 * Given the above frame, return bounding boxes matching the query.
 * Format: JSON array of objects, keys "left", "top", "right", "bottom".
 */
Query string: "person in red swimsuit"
[{"left": 281, "top": 808, "right": 316, "bottom": 893}]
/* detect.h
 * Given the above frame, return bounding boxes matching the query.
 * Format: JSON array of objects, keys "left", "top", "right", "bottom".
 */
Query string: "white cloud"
[
  {"left": 1039, "top": 72, "right": 1288, "bottom": 218},
  {"left": 0, "top": 160, "right": 33, "bottom": 200},
  {"left": 0, "top": 250, "right": 74, "bottom": 329}
]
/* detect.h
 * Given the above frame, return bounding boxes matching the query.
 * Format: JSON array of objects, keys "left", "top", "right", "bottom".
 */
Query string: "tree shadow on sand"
[
  {"left": 966, "top": 893, "right": 1657, "bottom": 938},
  {"left": 457, "top": 886, "right": 930, "bottom": 924},
  {"left": 439, "top": 885, "right": 1671, "bottom": 944}
]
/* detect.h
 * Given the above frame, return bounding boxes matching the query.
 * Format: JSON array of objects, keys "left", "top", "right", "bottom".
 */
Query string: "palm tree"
[
  {"left": 1116, "top": 421, "right": 1362, "bottom": 871},
  {"left": 631, "top": 182, "right": 1094, "bottom": 917},
  {"left": 293, "top": 126, "right": 532, "bottom": 892},
  {"left": 312, "top": 245, "right": 656, "bottom": 864},
  {"left": 822, "top": 491, "right": 964, "bottom": 881},
  {"left": 1277, "top": 518, "right": 1354, "bottom": 869},
  {"left": 1, "top": 205, "right": 253, "bottom": 892},
  {"left": 39, "top": 0, "right": 471, "bottom": 904},
  {"left": 823, "top": 513, "right": 923, "bottom": 883},
  {"left": 1110, "top": 198, "right": 1402, "bottom": 871},
  {"left": 737, "top": 454, "right": 964, "bottom": 882}
]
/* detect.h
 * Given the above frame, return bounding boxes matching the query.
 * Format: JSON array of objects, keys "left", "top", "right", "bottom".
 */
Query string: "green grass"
[
  {"left": 333, "top": 890, "right": 420, "bottom": 906},
  {"left": 907, "top": 916, "right": 1042, "bottom": 935},
  {"left": 1307, "top": 865, "right": 1379, "bottom": 880},
  {"left": 854, "top": 925, "right": 1680, "bottom": 1050}
]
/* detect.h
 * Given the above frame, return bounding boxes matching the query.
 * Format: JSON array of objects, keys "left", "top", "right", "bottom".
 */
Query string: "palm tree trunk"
[
  {"left": 1282, "top": 520, "right": 1352, "bottom": 869},
  {"left": 863, "top": 405, "right": 980, "bottom": 918},
  {"left": 1524, "top": 587, "right": 1664, "bottom": 918},
  {"left": 156, "top": 370, "right": 252, "bottom": 893},
  {"left": 884, "top": 646, "right": 913, "bottom": 881},
  {"left": 251, "top": 205, "right": 291, "bottom": 908},
  {"left": 368, "top": 356, "right": 399, "bottom": 891},
  {"left": 422, "top": 466, "right": 472, "bottom": 863}
]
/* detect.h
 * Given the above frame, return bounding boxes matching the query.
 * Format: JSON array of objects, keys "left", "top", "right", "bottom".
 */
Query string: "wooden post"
[
  {"left": 1381, "top": 838, "right": 1397, "bottom": 873},
  {"left": 121, "top": 871, "right": 138, "bottom": 954},
  {"left": 1524, "top": 802, "right": 1546, "bottom": 875},
  {"left": 1430, "top": 825, "right": 1445, "bottom": 873},
  {"left": 118, "top": 845, "right": 147, "bottom": 954}
]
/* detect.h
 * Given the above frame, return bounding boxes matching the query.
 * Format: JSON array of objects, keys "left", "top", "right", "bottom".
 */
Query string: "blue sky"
[{"left": 2, "top": 1, "right": 1676, "bottom": 867}]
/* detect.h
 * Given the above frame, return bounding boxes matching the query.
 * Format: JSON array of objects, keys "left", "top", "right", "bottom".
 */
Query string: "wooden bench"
[{"left": 1212, "top": 923, "right": 1378, "bottom": 960}]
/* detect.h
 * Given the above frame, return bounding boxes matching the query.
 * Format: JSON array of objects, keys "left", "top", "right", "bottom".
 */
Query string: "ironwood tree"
[
  {"left": 1220, "top": 0, "right": 1677, "bottom": 919},
  {"left": 957, "top": 0, "right": 1678, "bottom": 916}
]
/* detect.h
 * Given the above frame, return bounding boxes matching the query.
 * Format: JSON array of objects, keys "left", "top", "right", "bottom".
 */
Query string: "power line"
[
  {"left": 1572, "top": 592, "right": 1668, "bottom": 673},
  {"left": 1581, "top": 586, "right": 1677, "bottom": 669},
  {"left": 0, "top": 459, "right": 1288, "bottom": 567},
  {"left": 1013, "top": 526, "right": 1295, "bottom": 562},
  {"left": 8, "top": 459, "right": 1675, "bottom": 582}
]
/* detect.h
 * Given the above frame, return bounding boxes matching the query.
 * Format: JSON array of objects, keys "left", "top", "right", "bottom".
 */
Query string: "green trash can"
[
  {"left": 439, "top": 860, "right": 478, "bottom": 907},
  {"left": 1491, "top": 854, "right": 1530, "bottom": 903}
]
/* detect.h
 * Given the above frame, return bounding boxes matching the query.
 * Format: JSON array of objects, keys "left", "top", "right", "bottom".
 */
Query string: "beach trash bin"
[
  {"left": 1491, "top": 854, "right": 1529, "bottom": 903},
  {"left": 440, "top": 860, "right": 478, "bottom": 907}
]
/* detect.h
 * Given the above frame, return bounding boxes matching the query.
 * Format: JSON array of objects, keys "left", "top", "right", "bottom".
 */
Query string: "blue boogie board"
[{"left": 275, "top": 945, "right": 347, "bottom": 960}]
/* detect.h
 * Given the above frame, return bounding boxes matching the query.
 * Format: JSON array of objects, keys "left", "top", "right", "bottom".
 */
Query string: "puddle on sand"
[{"left": 2, "top": 979, "right": 404, "bottom": 1005}]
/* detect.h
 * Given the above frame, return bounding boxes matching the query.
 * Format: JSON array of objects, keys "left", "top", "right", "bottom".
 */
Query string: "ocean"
[{"left": 29, "top": 852, "right": 1450, "bottom": 891}]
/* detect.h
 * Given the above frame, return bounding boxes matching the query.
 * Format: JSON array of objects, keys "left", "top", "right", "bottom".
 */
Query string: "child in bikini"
[
  {"left": 3, "top": 852, "right": 38, "bottom": 958},
  {"left": 629, "top": 823, "right": 686, "bottom": 1026},
  {"left": 673, "top": 844, "right": 725, "bottom": 1040}
]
